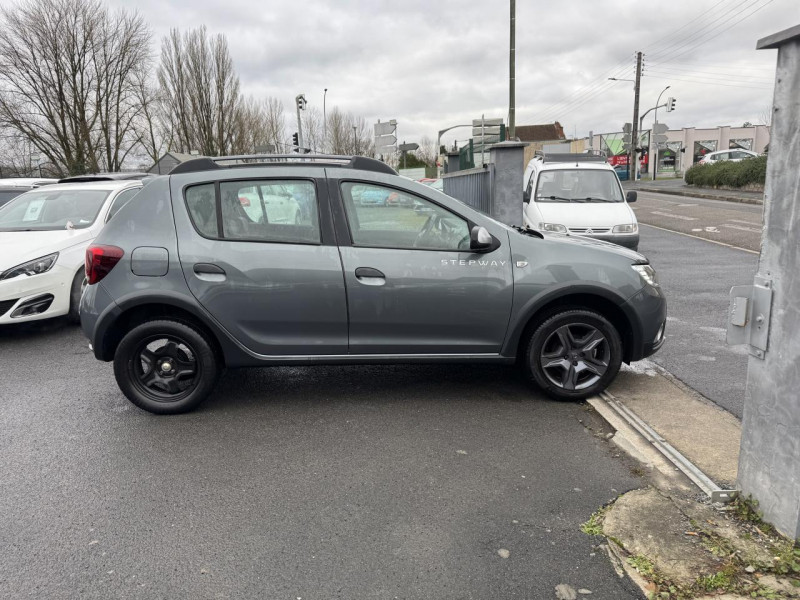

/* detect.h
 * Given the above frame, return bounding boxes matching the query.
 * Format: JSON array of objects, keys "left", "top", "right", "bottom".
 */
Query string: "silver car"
[{"left": 80, "top": 155, "right": 666, "bottom": 414}]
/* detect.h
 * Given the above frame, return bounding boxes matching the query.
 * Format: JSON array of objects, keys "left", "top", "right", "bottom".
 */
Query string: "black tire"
[
  {"left": 523, "top": 309, "right": 622, "bottom": 401},
  {"left": 67, "top": 269, "right": 86, "bottom": 324},
  {"left": 113, "top": 319, "right": 220, "bottom": 415}
]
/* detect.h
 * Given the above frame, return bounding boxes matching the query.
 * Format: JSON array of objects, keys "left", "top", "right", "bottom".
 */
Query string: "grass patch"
[{"left": 581, "top": 506, "right": 608, "bottom": 536}]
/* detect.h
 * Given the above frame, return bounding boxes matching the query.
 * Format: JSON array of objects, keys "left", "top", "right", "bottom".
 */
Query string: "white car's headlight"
[
  {"left": 632, "top": 264, "right": 659, "bottom": 287},
  {"left": 538, "top": 222, "right": 567, "bottom": 233},
  {"left": 0, "top": 253, "right": 59, "bottom": 281},
  {"left": 613, "top": 223, "right": 638, "bottom": 234}
]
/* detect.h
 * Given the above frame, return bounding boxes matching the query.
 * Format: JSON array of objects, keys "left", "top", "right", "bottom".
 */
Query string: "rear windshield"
[
  {"left": 535, "top": 169, "right": 623, "bottom": 203},
  {"left": 0, "top": 188, "right": 110, "bottom": 231},
  {"left": 0, "top": 190, "right": 23, "bottom": 207}
]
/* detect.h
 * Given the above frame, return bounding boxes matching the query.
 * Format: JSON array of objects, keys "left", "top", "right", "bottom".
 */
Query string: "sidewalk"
[
  {"left": 624, "top": 179, "right": 764, "bottom": 205},
  {"left": 582, "top": 363, "right": 799, "bottom": 599}
]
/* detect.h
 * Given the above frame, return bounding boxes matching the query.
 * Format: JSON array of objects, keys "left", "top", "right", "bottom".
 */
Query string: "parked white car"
[
  {"left": 0, "top": 180, "right": 142, "bottom": 324},
  {"left": 698, "top": 149, "right": 759, "bottom": 165},
  {"left": 522, "top": 152, "right": 640, "bottom": 250}
]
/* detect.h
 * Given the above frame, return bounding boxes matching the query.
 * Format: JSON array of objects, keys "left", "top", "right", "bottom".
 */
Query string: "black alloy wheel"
[
  {"left": 525, "top": 309, "right": 622, "bottom": 401},
  {"left": 114, "top": 320, "right": 220, "bottom": 414}
]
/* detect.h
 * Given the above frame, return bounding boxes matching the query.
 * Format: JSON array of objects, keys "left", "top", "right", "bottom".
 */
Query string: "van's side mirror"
[
  {"left": 470, "top": 226, "right": 493, "bottom": 252},
  {"left": 626, "top": 190, "right": 638, "bottom": 203},
  {"left": 523, "top": 189, "right": 531, "bottom": 204}
]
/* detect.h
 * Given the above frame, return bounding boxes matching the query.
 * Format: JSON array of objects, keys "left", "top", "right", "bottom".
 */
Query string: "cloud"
[{"left": 106, "top": 0, "right": 787, "bottom": 147}]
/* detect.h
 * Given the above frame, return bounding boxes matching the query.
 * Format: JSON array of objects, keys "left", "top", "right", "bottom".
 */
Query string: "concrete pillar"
[
  {"left": 445, "top": 151, "right": 461, "bottom": 174},
  {"left": 738, "top": 24, "right": 800, "bottom": 540},
  {"left": 489, "top": 140, "right": 527, "bottom": 227}
]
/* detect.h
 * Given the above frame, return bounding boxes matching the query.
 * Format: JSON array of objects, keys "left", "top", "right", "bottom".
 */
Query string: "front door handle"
[{"left": 355, "top": 267, "right": 386, "bottom": 286}]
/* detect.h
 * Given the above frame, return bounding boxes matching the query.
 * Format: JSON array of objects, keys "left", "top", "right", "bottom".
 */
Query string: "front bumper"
[
  {"left": 623, "top": 283, "right": 667, "bottom": 361},
  {"left": 570, "top": 232, "right": 640, "bottom": 250},
  {"left": 0, "top": 263, "right": 76, "bottom": 324}
]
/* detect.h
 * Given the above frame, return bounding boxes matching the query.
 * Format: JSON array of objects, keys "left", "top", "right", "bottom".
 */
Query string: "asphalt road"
[
  {"left": 0, "top": 320, "right": 644, "bottom": 599},
  {"left": 634, "top": 193, "right": 760, "bottom": 418}
]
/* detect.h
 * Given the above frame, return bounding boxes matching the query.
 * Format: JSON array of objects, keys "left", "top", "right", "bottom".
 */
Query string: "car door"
[
  {"left": 172, "top": 169, "right": 347, "bottom": 356},
  {"left": 331, "top": 176, "right": 514, "bottom": 355}
]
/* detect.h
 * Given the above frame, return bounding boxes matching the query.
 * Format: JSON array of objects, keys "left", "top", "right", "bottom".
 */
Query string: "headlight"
[
  {"left": 538, "top": 222, "right": 567, "bottom": 233},
  {"left": 0, "top": 253, "right": 59, "bottom": 281},
  {"left": 613, "top": 223, "right": 638, "bottom": 234},
  {"left": 632, "top": 264, "right": 659, "bottom": 287}
]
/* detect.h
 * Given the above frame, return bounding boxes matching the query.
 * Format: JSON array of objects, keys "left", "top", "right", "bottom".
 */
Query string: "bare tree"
[
  {"left": 416, "top": 135, "right": 436, "bottom": 166},
  {"left": 302, "top": 107, "right": 324, "bottom": 153},
  {"left": 326, "top": 107, "right": 374, "bottom": 156},
  {"left": 263, "top": 97, "right": 287, "bottom": 152},
  {"left": 158, "top": 26, "right": 242, "bottom": 156},
  {"left": 758, "top": 105, "right": 773, "bottom": 127},
  {"left": 0, "top": 0, "right": 152, "bottom": 175}
]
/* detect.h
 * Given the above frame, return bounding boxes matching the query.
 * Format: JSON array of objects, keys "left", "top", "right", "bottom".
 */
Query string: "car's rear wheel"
[
  {"left": 113, "top": 319, "right": 220, "bottom": 414},
  {"left": 67, "top": 269, "right": 86, "bottom": 324},
  {"left": 524, "top": 309, "right": 622, "bottom": 401}
]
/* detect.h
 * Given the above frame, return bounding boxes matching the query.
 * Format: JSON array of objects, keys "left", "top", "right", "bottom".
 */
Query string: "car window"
[
  {"left": 188, "top": 179, "right": 319, "bottom": 244},
  {"left": 105, "top": 187, "right": 140, "bottom": 222},
  {"left": 185, "top": 183, "right": 218, "bottom": 237},
  {"left": 341, "top": 182, "right": 470, "bottom": 251},
  {"left": 0, "top": 188, "right": 110, "bottom": 231},
  {"left": 535, "top": 169, "right": 623, "bottom": 203}
]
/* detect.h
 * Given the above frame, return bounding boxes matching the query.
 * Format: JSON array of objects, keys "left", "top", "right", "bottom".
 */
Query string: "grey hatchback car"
[{"left": 80, "top": 154, "right": 666, "bottom": 414}]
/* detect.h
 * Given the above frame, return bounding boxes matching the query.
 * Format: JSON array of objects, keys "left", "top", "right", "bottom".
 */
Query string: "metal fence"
[{"left": 442, "top": 165, "right": 493, "bottom": 214}]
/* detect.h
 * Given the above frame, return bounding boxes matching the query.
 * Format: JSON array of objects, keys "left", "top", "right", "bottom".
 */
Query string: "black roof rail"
[{"left": 168, "top": 154, "right": 397, "bottom": 176}]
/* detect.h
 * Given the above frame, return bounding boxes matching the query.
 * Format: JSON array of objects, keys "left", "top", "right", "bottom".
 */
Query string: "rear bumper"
[{"left": 623, "top": 284, "right": 667, "bottom": 361}]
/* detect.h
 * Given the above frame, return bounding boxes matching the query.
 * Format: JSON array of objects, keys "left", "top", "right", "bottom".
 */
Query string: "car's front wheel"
[
  {"left": 524, "top": 309, "right": 622, "bottom": 401},
  {"left": 113, "top": 319, "right": 220, "bottom": 414}
]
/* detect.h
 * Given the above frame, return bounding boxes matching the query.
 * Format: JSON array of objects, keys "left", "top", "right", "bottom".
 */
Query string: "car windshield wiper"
[
  {"left": 582, "top": 197, "right": 619, "bottom": 203},
  {"left": 512, "top": 225, "right": 544, "bottom": 239},
  {"left": 537, "top": 195, "right": 573, "bottom": 202}
]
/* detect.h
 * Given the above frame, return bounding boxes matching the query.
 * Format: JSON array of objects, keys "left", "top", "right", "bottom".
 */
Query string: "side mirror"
[
  {"left": 470, "top": 226, "right": 493, "bottom": 252},
  {"left": 626, "top": 190, "right": 638, "bottom": 203},
  {"left": 523, "top": 189, "right": 531, "bottom": 204}
]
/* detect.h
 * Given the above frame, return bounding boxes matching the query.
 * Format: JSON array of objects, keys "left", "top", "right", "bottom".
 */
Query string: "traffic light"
[
  {"left": 666, "top": 97, "right": 676, "bottom": 112},
  {"left": 292, "top": 132, "right": 299, "bottom": 152}
]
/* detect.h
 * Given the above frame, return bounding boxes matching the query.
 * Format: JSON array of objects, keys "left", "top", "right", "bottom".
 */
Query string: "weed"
[
  {"left": 581, "top": 506, "right": 608, "bottom": 536},
  {"left": 628, "top": 554, "right": 656, "bottom": 578}
]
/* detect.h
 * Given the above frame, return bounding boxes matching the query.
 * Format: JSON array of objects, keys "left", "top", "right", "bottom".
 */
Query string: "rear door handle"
[
  {"left": 193, "top": 263, "right": 226, "bottom": 282},
  {"left": 355, "top": 267, "right": 386, "bottom": 286},
  {"left": 194, "top": 263, "right": 225, "bottom": 275}
]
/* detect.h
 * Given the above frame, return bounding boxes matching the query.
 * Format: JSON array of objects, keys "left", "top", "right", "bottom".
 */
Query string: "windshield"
[
  {"left": 0, "top": 189, "right": 110, "bottom": 231},
  {"left": 535, "top": 169, "right": 624, "bottom": 203},
  {"left": 0, "top": 190, "right": 24, "bottom": 208}
]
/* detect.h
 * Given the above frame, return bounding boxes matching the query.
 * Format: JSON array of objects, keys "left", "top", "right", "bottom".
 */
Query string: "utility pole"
[
  {"left": 731, "top": 24, "right": 800, "bottom": 540},
  {"left": 509, "top": 0, "right": 516, "bottom": 140},
  {"left": 323, "top": 88, "right": 328, "bottom": 152},
  {"left": 630, "top": 51, "right": 643, "bottom": 181}
]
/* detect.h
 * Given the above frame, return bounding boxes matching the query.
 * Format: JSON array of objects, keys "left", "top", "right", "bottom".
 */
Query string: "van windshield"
[{"left": 535, "top": 169, "right": 623, "bottom": 203}]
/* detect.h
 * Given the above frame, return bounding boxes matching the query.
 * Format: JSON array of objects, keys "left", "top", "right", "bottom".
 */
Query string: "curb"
[{"left": 633, "top": 186, "right": 763, "bottom": 205}]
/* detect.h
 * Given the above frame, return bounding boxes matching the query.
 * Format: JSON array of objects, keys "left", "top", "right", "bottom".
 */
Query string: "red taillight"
[{"left": 85, "top": 245, "right": 124, "bottom": 285}]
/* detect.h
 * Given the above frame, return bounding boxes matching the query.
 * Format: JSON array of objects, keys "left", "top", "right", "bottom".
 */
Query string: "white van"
[{"left": 522, "top": 152, "right": 639, "bottom": 250}]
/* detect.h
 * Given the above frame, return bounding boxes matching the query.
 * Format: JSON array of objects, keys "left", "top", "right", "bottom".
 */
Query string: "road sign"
[
  {"left": 622, "top": 122, "right": 632, "bottom": 134},
  {"left": 398, "top": 142, "right": 419, "bottom": 152},
  {"left": 255, "top": 144, "right": 275, "bottom": 154},
  {"left": 653, "top": 122, "right": 668, "bottom": 144},
  {"left": 375, "top": 120, "right": 398, "bottom": 155}
]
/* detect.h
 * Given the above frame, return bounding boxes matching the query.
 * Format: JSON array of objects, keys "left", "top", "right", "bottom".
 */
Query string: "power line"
[
  {"left": 646, "top": 66, "right": 774, "bottom": 84},
  {"left": 644, "top": 73, "right": 773, "bottom": 90}
]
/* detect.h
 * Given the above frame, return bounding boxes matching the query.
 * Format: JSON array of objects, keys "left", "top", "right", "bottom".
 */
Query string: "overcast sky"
[{"left": 105, "top": 0, "right": 791, "bottom": 148}]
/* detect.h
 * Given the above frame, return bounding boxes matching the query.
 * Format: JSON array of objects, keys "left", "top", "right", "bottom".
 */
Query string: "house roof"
[{"left": 515, "top": 122, "right": 566, "bottom": 142}]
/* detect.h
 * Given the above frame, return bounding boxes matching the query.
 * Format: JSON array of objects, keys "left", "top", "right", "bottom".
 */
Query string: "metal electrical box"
[{"left": 727, "top": 276, "right": 773, "bottom": 359}]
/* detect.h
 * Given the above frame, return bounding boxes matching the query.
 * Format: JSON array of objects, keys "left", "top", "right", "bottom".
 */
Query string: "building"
[
  {"left": 515, "top": 122, "right": 567, "bottom": 165},
  {"left": 589, "top": 124, "right": 770, "bottom": 176},
  {"left": 148, "top": 152, "right": 197, "bottom": 175}
]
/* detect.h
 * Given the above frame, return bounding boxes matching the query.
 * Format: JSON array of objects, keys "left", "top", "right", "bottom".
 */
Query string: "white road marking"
[
  {"left": 650, "top": 210, "right": 698, "bottom": 221},
  {"left": 639, "top": 223, "right": 759, "bottom": 254},
  {"left": 729, "top": 218, "right": 761, "bottom": 226},
  {"left": 722, "top": 223, "right": 761, "bottom": 233},
  {"left": 677, "top": 203, "right": 698, "bottom": 207},
  {"left": 705, "top": 226, "right": 720, "bottom": 233}
]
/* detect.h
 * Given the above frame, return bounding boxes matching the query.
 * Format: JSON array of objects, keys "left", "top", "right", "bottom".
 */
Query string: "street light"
[
  {"left": 323, "top": 88, "right": 328, "bottom": 152},
  {"left": 608, "top": 77, "right": 635, "bottom": 88}
]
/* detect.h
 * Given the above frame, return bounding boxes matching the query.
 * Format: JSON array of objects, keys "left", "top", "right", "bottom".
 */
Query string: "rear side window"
[
  {"left": 184, "top": 180, "right": 319, "bottom": 244},
  {"left": 185, "top": 184, "right": 218, "bottom": 237},
  {"left": 105, "top": 187, "right": 140, "bottom": 222}
]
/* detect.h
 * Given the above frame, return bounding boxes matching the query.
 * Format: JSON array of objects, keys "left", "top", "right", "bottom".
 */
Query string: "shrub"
[{"left": 684, "top": 155, "right": 767, "bottom": 188}]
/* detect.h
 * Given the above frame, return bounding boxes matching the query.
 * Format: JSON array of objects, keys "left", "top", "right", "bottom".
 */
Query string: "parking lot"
[{"left": 0, "top": 318, "right": 647, "bottom": 599}]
